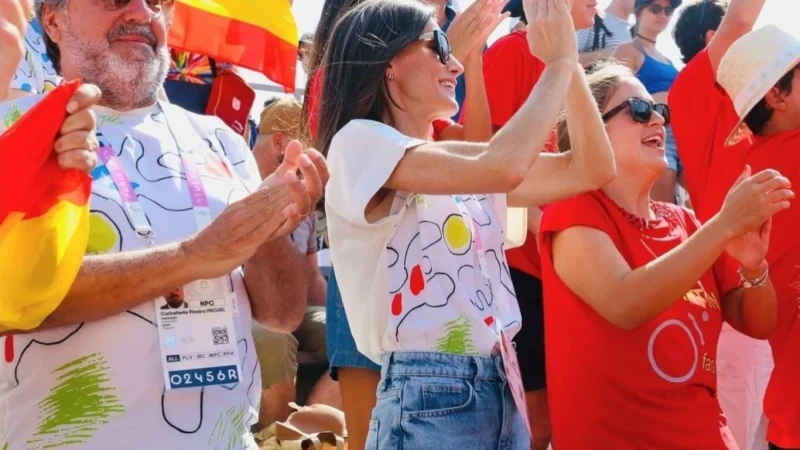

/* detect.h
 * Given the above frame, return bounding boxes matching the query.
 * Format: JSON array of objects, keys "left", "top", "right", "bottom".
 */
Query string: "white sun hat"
[{"left": 716, "top": 24, "right": 800, "bottom": 147}]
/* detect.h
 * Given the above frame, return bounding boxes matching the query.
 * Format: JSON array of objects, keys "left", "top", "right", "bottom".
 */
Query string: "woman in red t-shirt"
[{"left": 540, "top": 60, "right": 793, "bottom": 449}]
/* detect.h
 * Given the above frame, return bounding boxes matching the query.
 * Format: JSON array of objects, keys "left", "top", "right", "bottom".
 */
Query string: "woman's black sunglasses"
[
  {"left": 418, "top": 30, "right": 452, "bottom": 64},
  {"left": 602, "top": 98, "right": 671, "bottom": 125},
  {"left": 647, "top": 4, "right": 675, "bottom": 16}
]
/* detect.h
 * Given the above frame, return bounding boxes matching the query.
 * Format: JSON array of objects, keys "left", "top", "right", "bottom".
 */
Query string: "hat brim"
[{"left": 724, "top": 55, "right": 800, "bottom": 147}]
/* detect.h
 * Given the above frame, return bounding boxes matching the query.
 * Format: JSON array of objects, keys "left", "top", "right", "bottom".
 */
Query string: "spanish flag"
[
  {"left": 0, "top": 80, "right": 90, "bottom": 332},
  {"left": 168, "top": 0, "right": 299, "bottom": 91}
]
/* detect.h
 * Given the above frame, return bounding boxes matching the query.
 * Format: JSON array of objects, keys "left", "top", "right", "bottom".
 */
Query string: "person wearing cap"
[
  {"left": 576, "top": 0, "right": 635, "bottom": 68},
  {"left": 251, "top": 97, "right": 339, "bottom": 429},
  {"left": 478, "top": 1, "right": 597, "bottom": 448},
  {"left": 672, "top": 14, "right": 800, "bottom": 448},
  {"left": 671, "top": 2, "right": 774, "bottom": 449},
  {"left": 612, "top": 0, "right": 683, "bottom": 205}
]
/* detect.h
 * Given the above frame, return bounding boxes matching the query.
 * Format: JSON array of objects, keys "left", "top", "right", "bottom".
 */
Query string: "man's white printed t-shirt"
[{"left": 0, "top": 95, "right": 263, "bottom": 450}]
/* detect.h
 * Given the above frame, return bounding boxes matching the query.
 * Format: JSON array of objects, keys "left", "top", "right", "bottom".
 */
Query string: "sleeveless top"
[{"left": 634, "top": 42, "right": 679, "bottom": 94}]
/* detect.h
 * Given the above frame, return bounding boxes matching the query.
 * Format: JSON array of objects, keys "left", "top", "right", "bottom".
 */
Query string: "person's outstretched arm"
[
  {"left": 707, "top": 0, "right": 768, "bottom": 73},
  {"left": 507, "top": 64, "right": 616, "bottom": 207}
]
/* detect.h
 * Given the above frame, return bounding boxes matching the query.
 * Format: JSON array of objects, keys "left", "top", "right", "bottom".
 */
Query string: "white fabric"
[
  {"left": 325, "top": 119, "right": 521, "bottom": 363},
  {"left": 576, "top": 11, "right": 632, "bottom": 53},
  {"left": 716, "top": 323, "right": 773, "bottom": 450},
  {"left": 0, "top": 96, "right": 262, "bottom": 449},
  {"left": 10, "top": 19, "right": 62, "bottom": 95}
]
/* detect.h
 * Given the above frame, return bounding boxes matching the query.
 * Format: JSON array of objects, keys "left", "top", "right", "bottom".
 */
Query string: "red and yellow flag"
[
  {"left": 0, "top": 80, "right": 90, "bottom": 331},
  {"left": 168, "top": 0, "right": 299, "bottom": 91}
]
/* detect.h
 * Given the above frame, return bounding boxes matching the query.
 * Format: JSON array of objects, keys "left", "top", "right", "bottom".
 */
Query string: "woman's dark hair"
[
  {"left": 299, "top": 0, "right": 363, "bottom": 146},
  {"left": 315, "top": 0, "right": 434, "bottom": 156},
  {"left": 306, "top": 0, "right": 364, "bottom": 76},
  {"left": 672, "top": 0, "right": 725, "bottom": 64},
  {"left": 744, "top": 69, "right": 796, "bottom": 136}
]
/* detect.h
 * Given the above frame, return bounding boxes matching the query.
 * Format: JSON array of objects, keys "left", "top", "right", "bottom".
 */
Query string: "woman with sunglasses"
[
  {"left": 306, "top": 0, "right": 505, "bottom": 448},
  {"left": 540, "top": 60, "right": 791, "bottom": 448},
  {"left": 613, "top": 0, "right": 682, "bottom": 205},
  {"left": 321, "top": 0, "right": 616, "bottom": 447}
]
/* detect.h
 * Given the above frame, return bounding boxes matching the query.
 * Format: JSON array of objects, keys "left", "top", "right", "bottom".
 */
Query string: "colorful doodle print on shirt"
[
  {"left": 0, "top": 103, "right": 260, "bottom": 448},
  {"left": 387, "top": 194, "right": 517, "bottom": 353},
  {"left": 27, "top": 352, "right": 124, "bottom": 449}
]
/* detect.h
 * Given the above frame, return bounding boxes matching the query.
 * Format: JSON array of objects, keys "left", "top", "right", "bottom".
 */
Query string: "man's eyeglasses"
[
  {"left": 647, "top": 3, "right": 675, "bottom": 17},
  {"left": 602, "top": 98, "right": 671, "bottom": 125},
  {"left": 95, "top": 0, "right": 174, "bottom": 11},
  {"left": 418, "top": 30, "right": 451, "bottom": 64}
]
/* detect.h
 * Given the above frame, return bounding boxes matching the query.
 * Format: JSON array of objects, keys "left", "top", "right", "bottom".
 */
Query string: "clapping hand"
[
  {"left": 183, "top": 141, "right": 329, "bottom": 280},
  {"left": 447, "top": 0, "right": 510, "bottom": 63},
  {"left": 260, "top": 141, "right": 329, "bottom": 237},
  {"left": 722, "top": 166, "right": 793, "bottom": 271},
  {"left": 523, "top": 0, "right": 579, "bottom": 65}
]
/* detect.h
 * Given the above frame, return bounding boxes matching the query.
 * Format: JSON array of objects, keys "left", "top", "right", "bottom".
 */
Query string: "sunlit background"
[{"left": 245, "top": 0, "right": 800, "bottom": 111}]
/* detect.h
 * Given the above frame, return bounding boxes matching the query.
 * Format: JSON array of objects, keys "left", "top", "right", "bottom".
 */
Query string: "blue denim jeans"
[
  {"left": 665, "top": 125, "right": 683, "bottom": 174},
  {"left": 367, "top": 352, "right": 529, "bottom": 450},
  {"left": 326, "top": 269, "right": 381, "bottom": 380}
]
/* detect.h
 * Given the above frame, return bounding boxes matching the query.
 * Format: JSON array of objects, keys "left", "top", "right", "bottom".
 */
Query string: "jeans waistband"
[{"left": 379, "top": 351, "right": 506, "bottom": 382}]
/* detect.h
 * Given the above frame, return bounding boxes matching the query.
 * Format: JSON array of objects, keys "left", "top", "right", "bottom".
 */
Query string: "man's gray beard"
[{"left": 61, "top": 25, "right": 169, "bottom": 112}]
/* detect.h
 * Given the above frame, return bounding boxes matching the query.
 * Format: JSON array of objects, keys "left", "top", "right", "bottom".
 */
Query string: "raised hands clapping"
[{"left": 446, "top": 0, "right": 510, "bottom": 63}]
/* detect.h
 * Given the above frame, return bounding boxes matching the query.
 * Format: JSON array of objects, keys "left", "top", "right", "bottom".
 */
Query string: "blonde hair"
[
  {"left": 259, "top": 98, "right": 303, "bottom": 138},
  {"left": 556, "top": 59, "right": 635, "bottom": 152}
]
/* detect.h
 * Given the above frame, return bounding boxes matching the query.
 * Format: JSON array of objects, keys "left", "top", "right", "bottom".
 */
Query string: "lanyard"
[
  {"left": 471, "top": 220, "right": 491, "bottom": 281},
  {"left": 95, "top": 104, "right": 213, "bottom": 244}
]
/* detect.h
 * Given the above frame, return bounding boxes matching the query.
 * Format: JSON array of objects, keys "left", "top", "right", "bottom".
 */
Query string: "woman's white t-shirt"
[{"left": 325, "top": 119, "right": 522, "bottom": 363}]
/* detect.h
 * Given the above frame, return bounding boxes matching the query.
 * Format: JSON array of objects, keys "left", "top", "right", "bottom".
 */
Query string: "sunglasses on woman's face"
[
  {"left": 602, "top": 98, "right": 671, "bottom": 125},
  {"left": 647, "top": 3, "right": 675, "bottom": 16},
  {"left": 418, "top": 30, "right": 451, "bottom": 64}
]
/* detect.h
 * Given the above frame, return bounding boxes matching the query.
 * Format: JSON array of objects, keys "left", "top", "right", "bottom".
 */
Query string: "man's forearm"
[
  {"left": 39, "top": 242, "right": 203, "bottom": 330},
  {"left": 726, "top": 0, "right": 767, "bottom": 30},
  {"left": 709, "top": 0, "right": 767, "bottom": 70},
  {"left": 245, "top": 237, "right": 309, "bottom": 333}
]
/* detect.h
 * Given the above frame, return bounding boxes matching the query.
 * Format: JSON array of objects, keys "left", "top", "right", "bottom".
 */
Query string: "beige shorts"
[{"left": 252, "top": 306, "right": 327, "bottom": 388}]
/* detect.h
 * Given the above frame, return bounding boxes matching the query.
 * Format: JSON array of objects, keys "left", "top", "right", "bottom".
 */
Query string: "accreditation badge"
[{"left": 155, "top": 277, "right": 241, "bottom": 390}]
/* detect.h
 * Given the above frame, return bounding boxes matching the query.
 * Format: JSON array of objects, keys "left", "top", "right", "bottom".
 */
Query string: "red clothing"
[
  {"left": 540, "top": 191, "right": 739, "bottom": 449},
  {"left": 482, "top": 30, "right": 557, "bottom": 279},
  {"left": 671, "top": 50, "right": 800, "bottom": 448},
  {"left": 431, "top": 117, "right": 454, "bottom": 141},
  {"left": 669, "top": 50, "right": 748, "bottom": 223},
  {"left": 307, "top": 70, "right": 323, "bottom": 143},
  {"left": 307, "top": 69, "right": 453, "bottom": 143}
]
